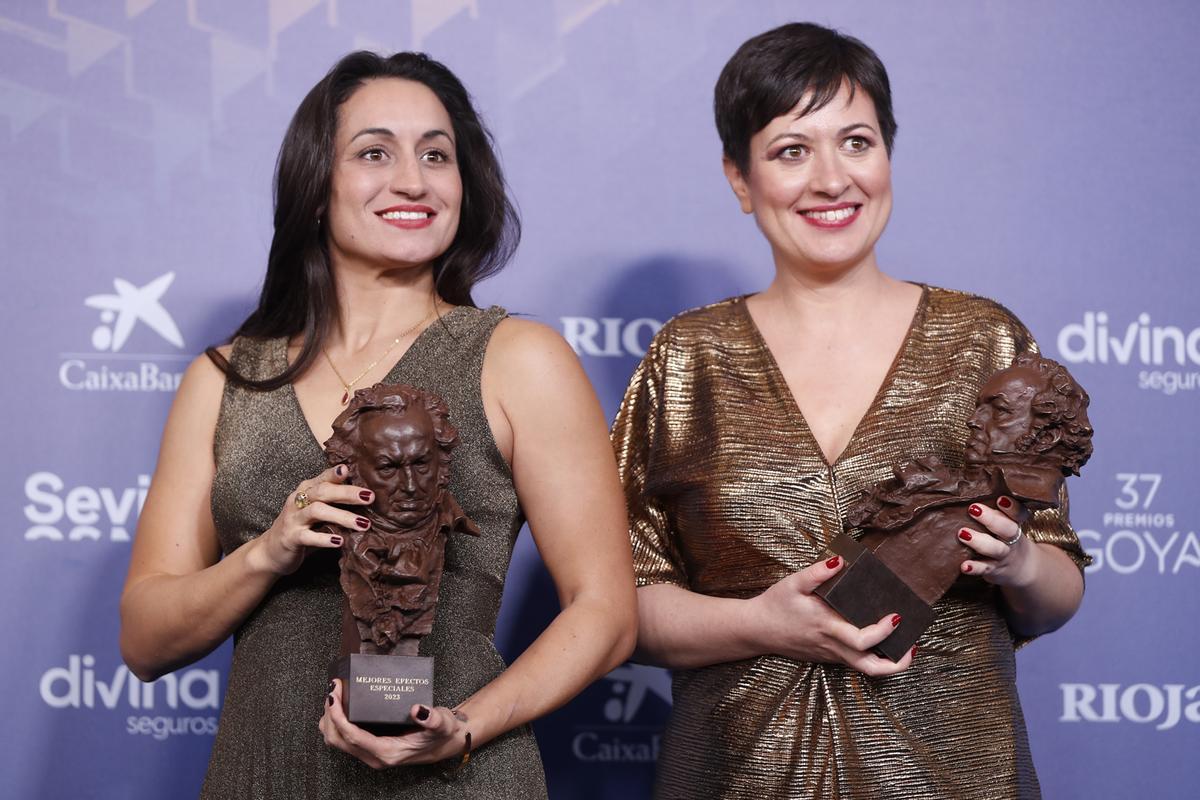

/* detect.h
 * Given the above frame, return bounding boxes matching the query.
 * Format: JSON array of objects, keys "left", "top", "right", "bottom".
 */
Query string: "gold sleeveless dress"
[
  {"left": 202, "top": 306, "right": 547, "bottom": 799},
  {"left": 612, "top": 286, "right": 1088, "bottom": 800}
]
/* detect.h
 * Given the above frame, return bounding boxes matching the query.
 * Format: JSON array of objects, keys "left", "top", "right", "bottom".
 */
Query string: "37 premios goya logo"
[{"left": 58, "top": 272, "right": 188, "bottom": 392}]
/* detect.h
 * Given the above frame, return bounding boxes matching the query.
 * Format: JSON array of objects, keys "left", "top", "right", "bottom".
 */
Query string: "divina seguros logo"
[
  {"left": 58, "top": 273, "right": 189, "bottom": 392},
  {"left": 1056, "top": 311, "right": 1200, "bottom": 395},
  {"left": 40, "top": 654, "right": 220, "bottom": 740}
]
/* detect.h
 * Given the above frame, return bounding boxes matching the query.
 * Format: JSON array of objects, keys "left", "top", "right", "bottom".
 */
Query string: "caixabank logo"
[
  {"left": 23, "top": 470, "right": 150, "bottom": 542},
  {"left": 571, "top": 664, "right": 672, "bottom": 763},
  {"left": 1077, "top": 473, "right": 1198, "bottom": 576},
  {"left": 1057, "top": 312, "right": 1200, "bottom": 395},
  {"left": 58, "top": 273, "right": 189, "bottom": 392},
  {"left": 40, "top": 654, "right": 220, "bottom": 740}
]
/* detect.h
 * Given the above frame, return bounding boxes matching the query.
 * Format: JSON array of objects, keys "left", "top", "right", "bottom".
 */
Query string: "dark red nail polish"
[
  {"left": 329, "top": 535, "right": 343, "bottom": 546},
  {"left": 891, "top": 614, "right": 901, "bottom": 627},
  {"left": 335, "top": 465, "right": 345, "bottom": 477},
  {"left": 968, "top": 505, "right": 983, "bottom": 517},
  {"left": 416, "top": 705, "right": 430, "bottom": 721},
  {"left": 359, "top": 490, "right": 372, "bottom": 502},
  {"left": 911, "top": 645, "right": 919, "bottom": 657},
  {"left": 825, "top": 555, "right": 841, "bottom": 569},
  {"left": 356, "top": 517, "right": 369, "bottom": 529},
  {"left": 328, "top": 681, "right": 334, "bottom": 693},
  {"left": 998, "top": 496, "right": 1012, "bottom": 509},
  {"left": 964, "top": 563, "right": 973, "bottom": 573},
  {"left": 327, "top": 694, "right": 333, "bottom": 707},
  {"left": 959, "top": 529, "right": 972, "bottom": 541}
]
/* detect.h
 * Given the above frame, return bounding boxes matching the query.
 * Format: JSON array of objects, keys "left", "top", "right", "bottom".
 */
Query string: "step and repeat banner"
[{"left": 2, "top": 1, "right": 1196, "bottom": 797}]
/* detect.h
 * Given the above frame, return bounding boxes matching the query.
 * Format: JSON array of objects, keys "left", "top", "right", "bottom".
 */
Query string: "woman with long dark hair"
[
  {"left": 614, "top": 23, "right": 1088, "bottom": 799},
  {"left": 120, "top": 51, "right": 635, "bottom": 798}
]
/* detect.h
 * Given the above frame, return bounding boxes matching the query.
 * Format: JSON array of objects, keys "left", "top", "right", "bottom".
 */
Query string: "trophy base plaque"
[
  {"left": 331, "top": 653, "right": 434, "bottom": 733},
  {"left": 813, "top": 534, "right": 936, "bottom": 662}
]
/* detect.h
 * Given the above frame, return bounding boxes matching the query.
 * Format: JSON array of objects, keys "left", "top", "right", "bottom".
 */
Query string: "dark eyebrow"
[
  {"left": 838, "top": 123, "right": 877, "bottom": 137},
  {"left": 350, "top": 127, "right": 396, "bottom": 142},
  {"left": 764, "top": 122, "right": 878, "bottom": 148},
  {"left": 349, "top": 127, "right": 454, "bottom": 145}
]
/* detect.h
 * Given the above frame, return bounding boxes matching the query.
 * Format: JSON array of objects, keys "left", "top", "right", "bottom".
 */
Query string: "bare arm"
[
  {"left": 320, "top": 320, "right": 637, "bottom": 766},
  {"left": 119, "top": 353, "right": 366, "bottom": 681},
  {"left": 635, "top": 558, "right": 914, "bottom": 675},
  {"left": 959, "top": 499, "right": 1085, "bottom": 637}
]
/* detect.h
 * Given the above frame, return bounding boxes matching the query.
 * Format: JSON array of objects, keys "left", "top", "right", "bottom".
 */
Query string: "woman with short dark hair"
[
  {"left": 120, "top": 51, "right": 636, "bottom": 798},
  {"left": 615, "top": 22, "right": 1087, "bottom": 798}
]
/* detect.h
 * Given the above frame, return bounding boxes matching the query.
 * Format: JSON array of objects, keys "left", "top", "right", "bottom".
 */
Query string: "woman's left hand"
[
  {"left": 319, "top": 680, "right": 470, "bottom": 769},
  {"left": 957, "top": 497, "right": 1039, "bottom": 588}
]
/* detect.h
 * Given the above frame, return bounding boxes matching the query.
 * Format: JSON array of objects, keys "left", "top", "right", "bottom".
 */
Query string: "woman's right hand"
[
  {"left": 249, "top": 465, "right": 373, "bottom": 576},
  {"left": 747, "top": 555, "right": 915, "bottom": 676}
]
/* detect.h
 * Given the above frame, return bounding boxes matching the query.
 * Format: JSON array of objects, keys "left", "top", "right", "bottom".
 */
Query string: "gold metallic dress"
[{"left": 612, "top": 286, "right": 1088, "bottom": 800}]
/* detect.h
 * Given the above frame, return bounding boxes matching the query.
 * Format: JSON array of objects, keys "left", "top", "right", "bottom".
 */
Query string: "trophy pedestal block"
[
  {"left": 331, "top": 653, "right": 434, "bottom": 733},
  {"left": 814, "top": 534, "right": 935, "bottom": 662}
]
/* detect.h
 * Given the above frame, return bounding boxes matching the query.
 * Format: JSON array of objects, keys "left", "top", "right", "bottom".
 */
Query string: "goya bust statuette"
[
  {"left": 323, "top": 384, "right": 478, "bottom": 727},
  {"left": 815, "top": 353, "right": 1094, "bottom": 660}
]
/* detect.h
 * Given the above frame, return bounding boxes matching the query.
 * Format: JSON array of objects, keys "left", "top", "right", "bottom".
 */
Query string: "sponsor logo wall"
[
  {"left": 3, "top": 2, "right": 1196, "bottom": 798},
  {"left": 58, "top": 273, "right": 188, "bottom": 393}
]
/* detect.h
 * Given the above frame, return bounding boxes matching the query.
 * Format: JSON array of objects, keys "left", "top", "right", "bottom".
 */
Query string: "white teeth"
[
  {"left": 802, "top": 206, "right": 857, "bottom": 222},
  {"left": 381, "top": 210, "right": 430, "bottom": 220}
]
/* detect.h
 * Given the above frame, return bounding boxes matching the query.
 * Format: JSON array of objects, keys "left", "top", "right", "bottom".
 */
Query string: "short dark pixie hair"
[{"left": 714, "top": 22, "right": 897, "bottom": 174}]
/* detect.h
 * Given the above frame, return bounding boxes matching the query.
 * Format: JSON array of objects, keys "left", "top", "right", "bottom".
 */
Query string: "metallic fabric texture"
[
  {"left": 612, "top": 286, "right": 1089, "bottom": 800},
  {"left": 203, "top": 306, "right": 547, "bottom": 799}
]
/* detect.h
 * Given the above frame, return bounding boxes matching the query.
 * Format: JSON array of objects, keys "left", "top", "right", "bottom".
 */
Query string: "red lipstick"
[
  {"left": 375, "top": 204, "right": 436, "bottom": 229},
  {"left": 798, "top": 202, "right": 861, "bottom": 229}
]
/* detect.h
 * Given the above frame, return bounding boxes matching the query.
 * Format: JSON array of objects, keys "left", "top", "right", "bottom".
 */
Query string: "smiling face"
[
  {"left": 354, "top": 408, "right": 446, "bottom": 527},
  {"left": 326, "top": 78, "right": 463, "bottom": 274},
  {"left": 724, "top": 83, "right": 892, "bottom": 276},
  {"left": 964, "top": 366, "right": 1043, "bottom": 465}
]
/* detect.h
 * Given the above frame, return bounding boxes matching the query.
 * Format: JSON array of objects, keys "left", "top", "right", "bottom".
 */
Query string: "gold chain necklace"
[{"left": 323, "top": 304, "right": 437, "bottom": 404}]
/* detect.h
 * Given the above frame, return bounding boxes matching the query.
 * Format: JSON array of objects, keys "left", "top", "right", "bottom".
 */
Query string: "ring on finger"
[
  {"left": 295, "top": 491, "right": 311, "bottom": 510},
  {"left": 1004, "top": 526, "right": 1025, "bottom": 547}
]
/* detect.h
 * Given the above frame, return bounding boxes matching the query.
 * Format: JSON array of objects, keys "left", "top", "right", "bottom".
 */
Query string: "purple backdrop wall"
[{"left": 3, "top": 1, "right": 1198, "bottom": 797}]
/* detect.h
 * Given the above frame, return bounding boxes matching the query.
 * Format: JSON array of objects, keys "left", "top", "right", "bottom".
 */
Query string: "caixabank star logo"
[
  {"left": 570, "top": 664, "right": 672, "bottom": 763},
  {"left": 57, "top": 273, "right": 189, "bottom": 392}
]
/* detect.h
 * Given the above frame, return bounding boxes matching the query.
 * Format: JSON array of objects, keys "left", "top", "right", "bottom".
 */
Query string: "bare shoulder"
[
  {"left": 159, "top": 350, "right": 230, "bottom": 453},
  {"left": 178, "top": 350, "right": 227, "bottom": 405},
  {"left": 485, "top": 317, "right": 581, "bottom": 379}
]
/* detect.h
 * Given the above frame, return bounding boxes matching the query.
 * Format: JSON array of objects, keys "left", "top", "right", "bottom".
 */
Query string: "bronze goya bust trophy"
[
  {"left": 323, "top": 384, "right": 479, "bottom": 729},
  {"left": 815, "top": 353, "right": 1094, "bottom": 661}
]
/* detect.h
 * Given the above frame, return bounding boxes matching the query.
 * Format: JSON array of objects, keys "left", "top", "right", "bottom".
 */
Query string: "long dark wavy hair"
[{"left": 206, "top": 51, "right": 520, "bottom": 389}]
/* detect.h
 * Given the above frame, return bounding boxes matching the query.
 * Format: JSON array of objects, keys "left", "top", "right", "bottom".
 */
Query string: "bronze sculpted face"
[
  {"left": 820, "top": 352, "right": 1095, "bottom": 661},
  {"left": 964, "top": 365, "right": 1040, "bottom": 465},
  {"left": 963, "top": 353, "right": 1094, "bottom": 476},
  {"left": 324, "top": 384, "right": 478, "bottom": 657},
  {"left": 325, "top": 384, "right": 461, "bottom": 530},
  {"left": 354, "top": 408, "right": 447, "bottom": 528}
]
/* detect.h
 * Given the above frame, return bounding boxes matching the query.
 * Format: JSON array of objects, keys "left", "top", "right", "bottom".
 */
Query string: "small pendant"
[{"left": 341, "top": 391, "right": 349, "bottom": 404}]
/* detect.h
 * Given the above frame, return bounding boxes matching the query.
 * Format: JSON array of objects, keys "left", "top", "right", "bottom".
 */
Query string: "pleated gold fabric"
[
  {"left": 613, "top": 286, "right": 1089, "bottom": 800},
  {"left": 202, "top": 306, "right": 547, "bottom": 799}
]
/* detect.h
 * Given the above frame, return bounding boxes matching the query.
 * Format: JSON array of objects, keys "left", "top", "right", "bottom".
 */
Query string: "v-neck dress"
[
  {"left": 201, "top": 306, "right": 547, "bottom": 800},
  {"left": 612, "top": 286, "right": 1088, "bottom": 800}
]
